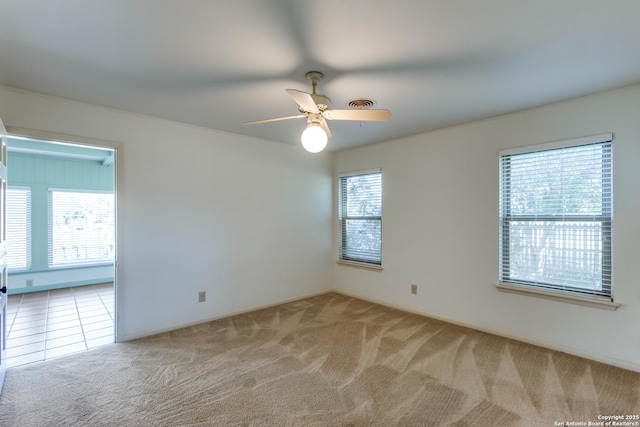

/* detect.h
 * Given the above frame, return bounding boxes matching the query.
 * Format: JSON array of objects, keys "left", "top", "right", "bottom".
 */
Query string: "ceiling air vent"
[{"left": 347, "top": 98, "right": 376, "bottom": 109}]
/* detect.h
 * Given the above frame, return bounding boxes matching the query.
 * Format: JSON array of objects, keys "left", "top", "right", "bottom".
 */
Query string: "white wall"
[
  {"left": 0, "top": 86, "right": 333, "bottom": 341},
  {"left": 333, "top": 84, "right": 640, "bottom": 371}
]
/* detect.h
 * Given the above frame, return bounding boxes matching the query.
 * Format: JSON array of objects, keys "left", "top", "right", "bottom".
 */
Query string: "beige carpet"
[{"left": 1, "top": 292, "right": 638, "bottom": 426}]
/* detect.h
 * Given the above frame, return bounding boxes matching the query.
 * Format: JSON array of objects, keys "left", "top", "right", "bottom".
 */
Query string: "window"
[
  {"left": 48, "top": 190, "right": 115, "bottom": 267},
  {"left": 338, "top": 169, "right": 382, "bottom": 266},
  {"left": 499, "top": 134, "right": 613, "bottom": 300},
  {"left": 6, "top": 187, "right": 31, "bottom": 270}
]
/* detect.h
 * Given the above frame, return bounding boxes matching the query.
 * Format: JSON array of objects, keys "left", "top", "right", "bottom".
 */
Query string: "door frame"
[
  {"left": 5, "top": 126, "right": 123, "bottom": 343},
  {"left": 0, "top": 118, "right": 8, "bottom": 393}
]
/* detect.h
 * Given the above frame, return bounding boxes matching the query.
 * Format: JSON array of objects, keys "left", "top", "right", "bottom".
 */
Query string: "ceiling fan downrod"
[{"left": 306, "top": 71, "right": 324, "bottom": 95}]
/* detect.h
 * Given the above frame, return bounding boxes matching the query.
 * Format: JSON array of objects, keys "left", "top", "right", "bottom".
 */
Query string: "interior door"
[{"left": 0, "top": 118, "right": 8, "bottom": 393}]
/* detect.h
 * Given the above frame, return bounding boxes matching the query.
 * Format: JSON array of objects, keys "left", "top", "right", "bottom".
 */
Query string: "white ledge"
[
  {"left": 337, "top": 260, "right": 383, "bottom": 271},
  {"left": 496, "top": 282, "right": 620, "bottom": 311}
]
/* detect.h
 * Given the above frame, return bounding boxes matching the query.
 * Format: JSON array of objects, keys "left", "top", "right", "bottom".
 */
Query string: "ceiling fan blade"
[
  {"left": 244, "top": 114, "right": 306, "bottom": 125},
  {"left": 285, "top": 89, "right": 319, "bottom": 113},
  {"left": 323, "top": 109, "right": 391, "bottom": 121},
  {"left": 319, "top": 117, "right": 332, "bottom": 139}
]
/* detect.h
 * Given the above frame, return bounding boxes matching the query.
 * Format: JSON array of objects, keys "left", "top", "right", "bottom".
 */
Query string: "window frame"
[
  {"left": 497, "top": 133, "right": 617, "bottom": 309},
  {"left": 338, "top": 169, "right": 383, "bottom": 269}
]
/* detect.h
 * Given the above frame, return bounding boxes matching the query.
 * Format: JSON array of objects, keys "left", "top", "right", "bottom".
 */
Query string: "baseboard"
[
  {"left": 333, "top": 290, "right": 640, "bottom": 373},
  {"left": 120, "top": 289, "right": 333, "bottom": 342}
]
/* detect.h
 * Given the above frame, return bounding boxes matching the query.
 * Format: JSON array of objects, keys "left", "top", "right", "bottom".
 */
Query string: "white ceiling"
[{"left": 1, "top": 0, "right": 639, "bottom": 151}]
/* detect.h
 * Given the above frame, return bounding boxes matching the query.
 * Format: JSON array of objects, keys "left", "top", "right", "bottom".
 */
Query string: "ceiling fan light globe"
[{"left": 301, "top": 125, "right": 328, "bottom": 153}]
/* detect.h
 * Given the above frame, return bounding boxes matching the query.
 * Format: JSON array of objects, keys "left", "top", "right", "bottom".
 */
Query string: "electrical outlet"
[
  {"left": 198, "top": 291, "right": 206, "bottom": 303},
  {"left": 411, "top": 284, "right": 417, "bottom": 295}
]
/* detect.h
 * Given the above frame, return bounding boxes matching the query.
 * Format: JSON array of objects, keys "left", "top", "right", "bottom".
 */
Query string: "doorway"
[{"left": 3, "top": 134, "right": 117, "bottom": 367}]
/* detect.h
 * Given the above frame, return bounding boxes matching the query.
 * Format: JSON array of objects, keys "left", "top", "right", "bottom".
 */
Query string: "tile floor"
[{"left": 6, "top": 282, "right": 115, "bottom": 368}]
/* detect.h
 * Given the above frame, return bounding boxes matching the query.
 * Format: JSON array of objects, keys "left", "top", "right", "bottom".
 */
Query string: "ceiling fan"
[{"left": 244, "top": 71, "right": 392, "bottom": 153}]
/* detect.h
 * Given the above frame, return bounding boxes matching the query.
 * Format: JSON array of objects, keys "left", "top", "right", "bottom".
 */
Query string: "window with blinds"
[
  {"left": 499, "top": 134, "right": 613, "bottom": 300},
  {"left": 6, "top": 187, "right": 31, "bottom": 271},
  {"left": 48, "top": 190, "right": 115, "bottom": 267},
  {"left": 338, "top": 169, "right": 382, "bottom": 266}
]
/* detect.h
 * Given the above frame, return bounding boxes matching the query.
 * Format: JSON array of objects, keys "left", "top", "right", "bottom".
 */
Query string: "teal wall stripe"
[
  {"left": 7, "top": 278, "right": 114, "bottom": 295},
  {"left": 8, "top": 152, "right": 114, "bottom": 189}
]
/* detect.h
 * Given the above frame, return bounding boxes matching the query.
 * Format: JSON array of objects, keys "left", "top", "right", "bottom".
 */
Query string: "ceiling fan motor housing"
[{"left": 310, "top": 93, "right": 330, "bottom": 111}]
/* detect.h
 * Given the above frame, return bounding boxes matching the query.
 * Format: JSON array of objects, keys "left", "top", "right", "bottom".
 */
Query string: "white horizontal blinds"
[
  {"left": 339, "top": 170, "right": 382, "bottom": 265},
  {"left": 6, "top": 187, "right": 31, "bottom": 270},
  {"left": 499, "top": 136, "right": 613, "bottom": 299},
  {"left": 48, "top": 190, "right": 115, "bottom": 267}
]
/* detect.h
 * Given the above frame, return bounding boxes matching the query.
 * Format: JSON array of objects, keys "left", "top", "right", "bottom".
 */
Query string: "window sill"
[
  {"left": 337, "top": 260, "right": 383, "bottom": 271},
  {"left": 496, "top": 282, "right": 619, "bottom": 311}
]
